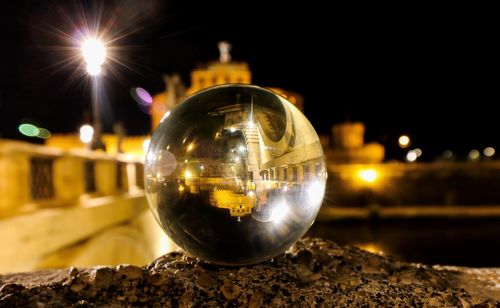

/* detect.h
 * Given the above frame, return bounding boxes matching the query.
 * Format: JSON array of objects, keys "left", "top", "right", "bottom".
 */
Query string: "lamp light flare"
[
  {"left": 307, "top": 181, "right": 325, "bottom": 205},
  {"left": 269, "top": 200, "right": 289, "bottom": 223},
  {"left": 81, "top": 38, "right": 106, "bottom": 65},
  {"left": 86, "top": 63, "right": 101, "bottom": 76},
  {"left": 81, "top": 38, "right": 106, "bottom": 75}
]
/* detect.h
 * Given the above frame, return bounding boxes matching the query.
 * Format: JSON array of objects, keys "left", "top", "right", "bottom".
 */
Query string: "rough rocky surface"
[{"left": 0, "top": 238, "right": 499, "bottom": 307}]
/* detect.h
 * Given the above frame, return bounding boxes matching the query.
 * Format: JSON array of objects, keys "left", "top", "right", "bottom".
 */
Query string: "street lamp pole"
[
  {"left": 90, "top": 76, "right": 105, "bottom": 150},
  {"left": 81, "top": 38, "right": 106, "bottom": 150}
]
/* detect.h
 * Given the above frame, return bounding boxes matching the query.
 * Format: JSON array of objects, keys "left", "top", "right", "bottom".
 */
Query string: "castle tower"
[{"left": 187, "top": 42, "right": 252, "bottom": 95}]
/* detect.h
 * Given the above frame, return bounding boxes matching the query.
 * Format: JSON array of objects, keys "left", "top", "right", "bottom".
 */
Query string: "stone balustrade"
[{"left": 0, "top": 140, "right": 144, "bottom": 216}]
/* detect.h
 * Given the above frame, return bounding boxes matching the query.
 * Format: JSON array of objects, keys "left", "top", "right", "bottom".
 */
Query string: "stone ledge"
[{"left": 0, "top": 238, "right": 498, "bottom": 306}]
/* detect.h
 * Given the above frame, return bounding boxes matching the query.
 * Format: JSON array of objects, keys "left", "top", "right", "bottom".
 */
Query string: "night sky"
[{"left": 0, "top": 1, "right": 497, "bottom": 160}]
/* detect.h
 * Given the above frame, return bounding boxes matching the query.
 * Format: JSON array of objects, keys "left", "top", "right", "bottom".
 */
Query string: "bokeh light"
[
  {"left": 398, "top": 135, "right": 410, "bottom": 148},
  {"left": 79, "top": 124, "right": 94, "bottom": 144},
  {"left": 443, "top": 150, "right": 454, "bottom": 160},
  {"left": 484, "top": 147, "right": 495, "bottom": 157},
  {"left": 136, "top": 88, "right": 153, "bottom": 105},
  {"left": 18, "top": 124, "right": 39, "bottom": 137},
  {"left": 36, "top": 128, "right": 51, "bottom": 139},
  {"left": 406, "top": 150, "right": 417, "bottom": 162},
  {"left": 131, "top": 87, "right": 154, "bottom": 114},
  {"left": 468, "top": 149, "right": 480, "bottom": 161}
]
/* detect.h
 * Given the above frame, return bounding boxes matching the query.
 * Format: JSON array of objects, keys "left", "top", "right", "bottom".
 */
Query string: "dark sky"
[{"left": 0, "top": 1, "right": 498, "bottom": 160}]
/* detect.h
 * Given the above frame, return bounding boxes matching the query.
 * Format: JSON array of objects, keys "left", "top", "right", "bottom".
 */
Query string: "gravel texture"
[{"left": 0, "top": 238, "right": 499, "bottom": 307}]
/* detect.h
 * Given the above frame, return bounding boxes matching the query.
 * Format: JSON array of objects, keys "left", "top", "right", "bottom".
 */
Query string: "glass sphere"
[{"left": 145, "top": 85, "right": 326, "bottom": 265}]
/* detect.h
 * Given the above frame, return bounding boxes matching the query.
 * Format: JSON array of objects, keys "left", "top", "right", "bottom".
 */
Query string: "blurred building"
[
  {"left": 151, "top": 42, "right": 303, "bottom": 130},
  {"left": 326, "top": 122, "right": 385, "bottom": 164}
]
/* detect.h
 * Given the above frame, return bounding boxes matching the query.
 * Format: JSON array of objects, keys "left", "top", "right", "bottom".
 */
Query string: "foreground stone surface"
[{"left": 0, "top": 238, "right": 499, "bottom": 307}]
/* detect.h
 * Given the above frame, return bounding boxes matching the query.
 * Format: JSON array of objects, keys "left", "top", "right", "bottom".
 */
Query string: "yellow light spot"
[
  {"left": 357, "top": 243, "right": 382, "bottom": 254},
  {"left": 358, "top": 169, "right": 378, "bottom": 183},
  {"left": 468, "top": 149, "right": 480, "bottom": 160},
  {"left": 185, "top": 170, "right": 192, "bottom": 179},
  {"left": 398, "top": 135, "right": 410, "bottom": 148},
  {"left": 178, "top": 184, "right": 185, "bottom": 192},
  {"left": 187, "top": 143, "right": 195, "bottom": 152}
]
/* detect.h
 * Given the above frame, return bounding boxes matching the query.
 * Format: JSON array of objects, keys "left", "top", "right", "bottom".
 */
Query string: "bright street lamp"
[
  {"left": 81, "top": 38, "right": 106, "bottom": 76},
  {"left": 81, "top": 37, "right": 106, "bottom": 150}
]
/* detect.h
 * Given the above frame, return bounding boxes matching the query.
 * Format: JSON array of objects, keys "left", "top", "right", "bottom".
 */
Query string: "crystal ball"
[{"left": 145, "top": 84, "right": 326, "bottom": 265}]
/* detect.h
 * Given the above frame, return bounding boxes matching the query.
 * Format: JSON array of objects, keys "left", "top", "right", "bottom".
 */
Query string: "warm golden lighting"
[
  {"left": 358, "top": 168, "right": 378, "bottom": 183},
  {"left": 184, "top": 170, "right": 192, "bottom": 179},
  {"left": 178, "top": 184, "right": 185, "bottom": 192},
  {"left": 187, "top": 143, "right": 195, "bottom": 152},
  {"left": 398, "top": 135, "right": 410, "bottom": 148},
  {"left": 356, "top": 243, "right": 383, "bottom": 254}
]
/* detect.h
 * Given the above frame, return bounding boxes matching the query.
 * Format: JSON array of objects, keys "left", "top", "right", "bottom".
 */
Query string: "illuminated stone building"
[
  {"left": 327, "top": 122, "right": 385, "bottom": 164},
  {"left": 151, "top": 42, "right": 303, "bottom": 130}
]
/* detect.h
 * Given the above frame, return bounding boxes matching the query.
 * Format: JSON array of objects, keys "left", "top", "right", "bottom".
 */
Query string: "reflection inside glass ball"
[{"left": 145, "top": 85, "right": 326, "bottom": 265}]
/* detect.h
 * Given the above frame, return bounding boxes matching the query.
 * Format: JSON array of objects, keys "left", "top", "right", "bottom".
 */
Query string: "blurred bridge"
[{"left": 0, "top": 140, "right": 175, "bottom": 273}]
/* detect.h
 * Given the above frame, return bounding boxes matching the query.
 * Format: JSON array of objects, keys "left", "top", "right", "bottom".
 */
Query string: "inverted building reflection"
[{"left": 146, "top": 96, "right": 325, "bottom": 222}]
